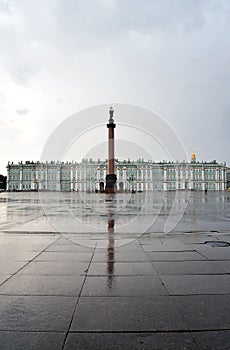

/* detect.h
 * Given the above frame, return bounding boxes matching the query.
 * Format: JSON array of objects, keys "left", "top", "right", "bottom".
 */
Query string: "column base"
[{"left": 105, "top": 174, "right": 117, "bottom": 194}]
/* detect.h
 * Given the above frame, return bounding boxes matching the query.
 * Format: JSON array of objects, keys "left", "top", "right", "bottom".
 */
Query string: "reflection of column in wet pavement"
[{"left": 107, "top": 211, "right": 115, "bottom": 289}]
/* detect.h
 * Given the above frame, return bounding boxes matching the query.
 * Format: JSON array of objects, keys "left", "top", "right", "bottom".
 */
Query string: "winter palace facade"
[{"left": 6, "top": 151, "right": 227, "bottom": 192}]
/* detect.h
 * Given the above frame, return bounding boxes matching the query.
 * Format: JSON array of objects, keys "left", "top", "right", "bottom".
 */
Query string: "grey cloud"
[
  {"left": 0, "top": 0, "right": 229, "bottom": 165},
  {"left": 1, "top": 0, "right": 230, "bottom": 83},
  {"left": 16, "top": 108, "right": 29, "bottom": 115},
  {"left": 55, "top": 0, "right": 210, "bottom": 49},
  {"left": 0, "top": 0, "right": 11, "bottom": 13}
]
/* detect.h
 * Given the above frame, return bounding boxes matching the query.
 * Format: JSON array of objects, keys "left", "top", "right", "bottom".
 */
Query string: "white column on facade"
[
  {"left": 150, "top": 171, "right": 153, "bottom": 190},
  {"left": 77, "top": 167, "right": 81, "bottom": 191},
  {"left": 6, "top": 167, "right": 10, "bottom": 191},
  {"left": 221, "top": 169, "right": 225, "bottom": 190},
  {"left": 190, "top": 168, "right": 193, "bottom": 190},
  {"left": 181, "top": 168, "right": 185, "bottom": 190},
  {"left": 75, "top": 167, "right": 77, "bottom": 190},
  {"left": 70, "top": 168, "right": 73, "bottom": 191},
  {"left": 79, "top": 168, "right": 82, "bottom": 191},
  {"left": 175, "top": 167, "right": 178, "bottom": 190},
  {"left": 185, "top": 168, "right": 188, "bottom": 190},
  {"left": 56, "top": 168, "right": 61, "bottom": 191},
  {"left": 35, "top": 169, "right": 38, "bottom": 191},
  {"left": 215, "top": 169, "right": 219, "bottom": 191},
  {"left": 116, "top": 168, "right": 119, "bottom": 185},
  {"left": 163, "top": 168, "right": 167, "bottom": 191},
  {"left": 123, "top": 168, "right": 127, "bottom": 190},
  {"left": 43, "top": 169, "right": 46, "bottom": 189},
  {"left": 45, "top": 167, "right": 48, "bottom": 190},
  {"left": 19, "top": 167, "right": 23, "bottom": 190},
  {"left": 140, "top": 169, "right": 143, "bottom": 182},
  {"left": 220, "top": 170, "right": 223, "bottom": 181},
  {"left": 201, "top": 168, "right": 205, "bottom": 190},
  {"left": 31, "top": 178, "right": 34, "bottom": 190},
  {"left": 143, "top": 168, "right": 147, "bottom": 191},
  {"left": 221, "top": 181, "right": 225, "bottom": 190},
  {"left": 123, "top": 168, "right": 126, "bottom": 180}
]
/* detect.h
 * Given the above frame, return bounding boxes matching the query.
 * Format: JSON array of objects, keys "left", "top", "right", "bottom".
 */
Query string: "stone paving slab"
[
  {"left": 0, "top": 251, "right": 41, "bottom": 261},
  {"left": 112, "top": 241, "right": 144, "bottom": 252},
  {"left": 17, "top": 261, "right": 89, "bottom": 276},
  {"left": 0, "top": 230, "right": 229, "bottom": 349},
  {"left": 64, "top": 332, "right": 199, "bottom": 350},
  {"left": 178, "top": 234, "right": 221, "bottom": 244},
  {"left": 0, "top": 275, "right": 85, "bottom": 296},
  {"left": 70, "top": 296, "right": 187, "bottom": 332},
  {"left": 214, "top": 260, "right": 230, "bottom": 273},
  {"left": 81, "top": 276, "right": 168, "bottom": 296},
  {"left": 92, "top": 252, "right": 149, "bottom": 262},
  {"left": 161, "top": 275, "right": 230, "bottom": 295},
  {"left": 191, "top": 246, "right": 230, "bottom": 260},
  {"left": 53, "top": 237, "right": 78, "bottom": 245},
  {"left": 173, "top": 295, "right": 230, "bottom": 330},
  {"left": 0, "top": 233, "right": 58, "bottom": 251},
  {"left": 152, "top": 260, "right": 227, "bottom": 275},
  {"left": 46, "top": 243, "right": 94, "bottom": 252},
  {"left": 0, "top": 331, "right": 65, "bottom": 350},
  {"left": 0, "top": 295, "right": 77, "bottom": 331},
  {"left": 0, "top": 276, "right": 10, "bottom": 285},
  {"left": 87, "top": 261, "right": 157, "bottom": 276},
  {"left": 146, "top": 251, "right": 205, "bottom": 261},
  {"left": 140, "top": 238, "right": 193, "bottom": 252},
  {"left": 213, "top": 234, "right": 230, "bottom": 242},
  {"left": 34, "top": 251, "right": 94, "bottom": 262},
  {"left": 63, "top": 236, "right": 98, "bottom": 248},
  {"left": 0, "top": 261, "right": 28, "bottom": 275},
  {"left": 191, "top": 330, "right": 230, "bottom": 350}
]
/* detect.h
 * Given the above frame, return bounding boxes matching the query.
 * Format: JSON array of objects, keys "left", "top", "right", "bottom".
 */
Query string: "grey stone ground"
[{"left": 0, "top": 192, "right": 229, "bottom": 349}]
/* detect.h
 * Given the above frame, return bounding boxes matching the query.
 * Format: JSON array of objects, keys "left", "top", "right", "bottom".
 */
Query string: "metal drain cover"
[{"left": 204, "top": 241, "right": 230, "bottom": 247}]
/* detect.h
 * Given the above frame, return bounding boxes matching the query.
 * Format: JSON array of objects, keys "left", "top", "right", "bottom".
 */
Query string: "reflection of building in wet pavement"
[
  {"left": 7, "top": 150, "right": 228, "bottom": 192},
  {"left": 0, "top": 191, "right": 229, "bottom": 234}
]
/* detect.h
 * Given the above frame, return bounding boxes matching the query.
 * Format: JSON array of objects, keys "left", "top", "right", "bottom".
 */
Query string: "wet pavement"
[{"left": 0, "top": 192, "right": 229, "bottom": 349}]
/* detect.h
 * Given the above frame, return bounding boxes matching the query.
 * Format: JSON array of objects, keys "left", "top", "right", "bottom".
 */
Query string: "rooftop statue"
[{"left": 108, "top": 106, "right": 114, "bottom": 124}]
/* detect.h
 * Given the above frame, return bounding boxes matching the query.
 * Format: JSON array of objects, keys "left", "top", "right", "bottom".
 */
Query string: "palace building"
[{"left": 6, "top": 151, "right": 227, "bottom": 192}]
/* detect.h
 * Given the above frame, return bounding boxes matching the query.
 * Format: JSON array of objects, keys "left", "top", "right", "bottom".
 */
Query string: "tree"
[{"left": 0, "top": 175, "right": 7, "bottom": 190}]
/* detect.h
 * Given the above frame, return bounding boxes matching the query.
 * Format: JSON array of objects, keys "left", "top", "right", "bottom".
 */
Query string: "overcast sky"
[{"left": 0, "top": 0, "right": 230, "bottom": 175}]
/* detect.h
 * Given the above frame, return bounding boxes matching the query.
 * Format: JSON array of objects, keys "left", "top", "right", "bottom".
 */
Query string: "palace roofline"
[{"left": 7, "top": 159, "right": 227, "bottom": 167}]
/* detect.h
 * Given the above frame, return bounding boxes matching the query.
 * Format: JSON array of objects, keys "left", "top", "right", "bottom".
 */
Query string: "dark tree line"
[{"left": 0, "top": 175, "right": 7, "bottom": 190}]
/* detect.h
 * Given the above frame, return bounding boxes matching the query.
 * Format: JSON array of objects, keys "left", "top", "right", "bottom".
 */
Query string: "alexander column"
[{"left": 105, "top": 106, "right": 117, "bottom": 193}]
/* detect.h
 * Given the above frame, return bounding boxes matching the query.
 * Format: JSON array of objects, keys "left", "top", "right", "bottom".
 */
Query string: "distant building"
[{"left": 6, "top": 151, "right": 227, "bottom": 192}]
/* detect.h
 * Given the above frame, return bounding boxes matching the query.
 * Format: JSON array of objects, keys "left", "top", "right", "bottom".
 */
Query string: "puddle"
[{"left": 204, "top": 241, "right": 230, "bottom": 247}]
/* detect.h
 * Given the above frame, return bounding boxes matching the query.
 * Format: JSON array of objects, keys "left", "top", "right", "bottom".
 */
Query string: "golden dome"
[{"left": 191, "top": 150, "right": 196, "bottom": 160}]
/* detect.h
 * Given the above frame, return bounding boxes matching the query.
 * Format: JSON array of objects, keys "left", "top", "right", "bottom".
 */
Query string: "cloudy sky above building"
[{"left": 0, "top": 0, "right": 229, "bottom": 174}]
